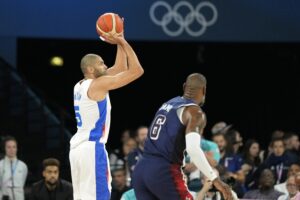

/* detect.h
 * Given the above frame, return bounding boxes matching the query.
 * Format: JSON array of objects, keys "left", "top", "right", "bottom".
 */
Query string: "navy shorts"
[{"left": 132, "top": 155, "right": 193, "bottom": 200}]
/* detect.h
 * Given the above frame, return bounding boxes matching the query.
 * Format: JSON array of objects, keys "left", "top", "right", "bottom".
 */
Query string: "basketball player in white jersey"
[{"left": 69, "top": 33, "right": 144, "bottom": 200}]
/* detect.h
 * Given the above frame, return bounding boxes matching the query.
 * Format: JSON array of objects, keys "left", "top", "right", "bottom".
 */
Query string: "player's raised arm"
[
  {"left": 106, "top": 34, "right": 128, "bottom": 76},
  {"left": 182, "top": 106, "right": 233, "bottom": 200},
  {"left": 89, "top": 34, "right": 144, "bottom": 101}
]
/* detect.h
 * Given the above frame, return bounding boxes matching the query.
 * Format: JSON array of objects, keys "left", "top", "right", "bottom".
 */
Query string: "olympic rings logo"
[{"left": 149, "top": 1, "right": 218, "bottom": 37}]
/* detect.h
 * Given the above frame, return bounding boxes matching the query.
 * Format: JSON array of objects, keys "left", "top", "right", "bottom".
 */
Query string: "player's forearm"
[
  {"left": 114, "top": 45, "right": 128, "bottom": 71},
  {"left": 120, "top": 40, "right": 144, "bottom": 77},
  {"left": 186, "top": 133, "right": 217, "bottom": 181}
]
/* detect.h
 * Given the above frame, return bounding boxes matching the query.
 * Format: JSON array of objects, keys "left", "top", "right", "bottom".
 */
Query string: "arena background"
[{"left": 0, "top": 0, "right": 300, "bottom": 195}]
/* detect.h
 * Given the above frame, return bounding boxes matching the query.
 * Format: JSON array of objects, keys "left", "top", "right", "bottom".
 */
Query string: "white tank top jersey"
[{"left": 70, "top": 79, "right": 111, "bottom": 148}]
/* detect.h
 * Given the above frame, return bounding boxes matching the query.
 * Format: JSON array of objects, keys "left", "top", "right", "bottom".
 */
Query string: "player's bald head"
[
  {"left": 80, "top": 54, "right": 101, "bottom": 74},
  {"left": 183, "top": 73, "right": 207, "bottom": 105},
  {"left": 185, "top": 73, "right": 206, "bottom": 90}
]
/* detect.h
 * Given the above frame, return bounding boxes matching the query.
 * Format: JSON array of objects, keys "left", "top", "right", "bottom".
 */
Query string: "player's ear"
[
  {"left": 86, "top": 66, "right": 94, "bottom": 73},
  {"left": 183, "top": 83, "right": 186, "bottom": 92}
]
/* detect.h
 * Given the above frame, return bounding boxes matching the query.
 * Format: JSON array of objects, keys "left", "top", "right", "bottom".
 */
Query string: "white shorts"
[{"left": 69, "top": 141, "right": 111, "bottom": 200}]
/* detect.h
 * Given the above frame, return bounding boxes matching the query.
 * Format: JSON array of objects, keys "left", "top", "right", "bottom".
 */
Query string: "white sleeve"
[{"left": 185, "top": 132, "right": 217, "bottom": 181}]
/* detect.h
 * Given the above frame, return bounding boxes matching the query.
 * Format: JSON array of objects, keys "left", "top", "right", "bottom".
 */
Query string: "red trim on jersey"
[
  {"left": 101, "top": 124, "right": 106, "bottom": 140},
  {"left": 170, "top": 164, "right": 194, "bottom": 200}
]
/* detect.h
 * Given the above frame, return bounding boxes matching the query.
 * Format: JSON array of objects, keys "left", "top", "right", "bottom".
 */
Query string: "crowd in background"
[
  {"left": 108, "top": 122, "right": 300, "bottom": 200},
  {"left": 0, "top": 121, "right": 300, "bottom": 200}
]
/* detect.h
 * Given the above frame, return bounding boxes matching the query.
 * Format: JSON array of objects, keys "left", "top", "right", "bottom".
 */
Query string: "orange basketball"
[{"left": 96, "top": 13, "right": 124, "bottom": 37}]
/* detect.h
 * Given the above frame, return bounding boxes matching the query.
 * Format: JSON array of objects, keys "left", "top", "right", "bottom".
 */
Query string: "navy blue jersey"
[{"left": 144, "top": 96, "right": 198, "bottom": 164}]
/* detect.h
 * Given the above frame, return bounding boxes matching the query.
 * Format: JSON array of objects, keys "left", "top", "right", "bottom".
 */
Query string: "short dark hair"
[
  {"left": 135, "top": 126, "right": 148, "bottom": 137},
  {"left": 3, "top": 136, "right": 17, "bottom": 149},
  {"left": 270, "top": 138, "right": 284, "bottom": 147},
  {"left": 3, "top": 135, "right": 17, "bottom": 144},
  {"left": 43, "top": 158, "right": 60, "bottom": 170}
]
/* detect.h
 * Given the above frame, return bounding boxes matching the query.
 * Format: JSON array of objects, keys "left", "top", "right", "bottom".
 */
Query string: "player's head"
[
  {"left": 80, "top": 54, "right": 107, "bottom": 78},
  {"left": 183, "top": 73, "right": 206, "bottom": 105}
]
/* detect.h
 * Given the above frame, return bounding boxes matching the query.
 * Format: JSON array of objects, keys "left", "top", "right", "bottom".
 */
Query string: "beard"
[
  {"left": 46, "top": 179, "right": 58, "bottom": 186},
  {"left": 94, "top": 69, "right": 106, "bottom": 78}
]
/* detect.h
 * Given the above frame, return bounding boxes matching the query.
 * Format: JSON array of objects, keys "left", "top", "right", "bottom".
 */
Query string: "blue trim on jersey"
[
  {"left": 89, "top": 98, "right": 107, "bottom": 141},
  {"left": 95, "top": 142, "right": 110, "bottom": 200}
]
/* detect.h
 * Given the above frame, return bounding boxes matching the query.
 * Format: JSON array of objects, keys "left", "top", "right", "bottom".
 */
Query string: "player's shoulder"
[{"left": 184, "top": 105, "right": 205, "bottom": 121}]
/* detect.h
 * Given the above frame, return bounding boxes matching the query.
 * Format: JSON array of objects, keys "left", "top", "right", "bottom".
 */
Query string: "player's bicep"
[
  {"left": 97, "top": 71, "right": 139, "bottom": 90},
  {"left": 183, "top": 106, "right": 204, "bottom": 134}
]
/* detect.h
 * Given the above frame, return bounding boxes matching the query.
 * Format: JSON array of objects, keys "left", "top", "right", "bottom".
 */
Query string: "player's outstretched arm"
[
  {"left": 182, "top": 106, "right": 233, "bottom": 200},
  {"left": 89, "top": 35, "right": 144, "bottom": 101}
]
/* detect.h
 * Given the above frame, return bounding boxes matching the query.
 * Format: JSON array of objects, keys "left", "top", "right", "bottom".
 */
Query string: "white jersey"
[{"left": 70, "top": 79, "right": 111, "bottom": 148}]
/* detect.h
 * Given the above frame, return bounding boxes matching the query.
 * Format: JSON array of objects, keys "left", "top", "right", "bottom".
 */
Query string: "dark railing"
[{"left": 0, "top": 57, "right": 74, "bottom": 182}]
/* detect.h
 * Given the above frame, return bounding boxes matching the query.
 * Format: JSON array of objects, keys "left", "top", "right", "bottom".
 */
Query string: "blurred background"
[{"left": 1, "top": 0, "right": 300, "bottom": 199}]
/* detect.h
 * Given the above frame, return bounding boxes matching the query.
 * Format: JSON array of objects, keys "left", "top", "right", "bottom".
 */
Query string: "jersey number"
[
  {"left": 150, "top": 114, "right": 166, "bottom": 140},
  {"left": 74, "top": 106, "right": 82, "bottom": 127}
]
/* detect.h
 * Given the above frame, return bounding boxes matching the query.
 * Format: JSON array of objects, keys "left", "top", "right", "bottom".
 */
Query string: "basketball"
[{"left": 96, "top": 13, "right": 124, "bottom": 37}]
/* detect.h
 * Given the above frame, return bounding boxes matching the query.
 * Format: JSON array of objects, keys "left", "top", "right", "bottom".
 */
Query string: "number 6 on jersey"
[{"left": 150, "top": 114, "right": 166, "bottom": 140}]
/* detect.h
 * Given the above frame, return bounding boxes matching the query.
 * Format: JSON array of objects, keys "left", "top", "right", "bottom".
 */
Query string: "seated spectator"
[
  {"left": 127, "top": 126, "right": 148, "bottom": 181},
  {"left": 259, "top": 130, "right": 285, "bottom": 162},
  {"left": 278, "top": 175, "right": 300, "bottom": 200},
  {"left": 109, "top": 137, "right": 137, "bottom": 172},
  {"left": 212, "top": 132, "right": 243, "bottom": 173},
  {"left": 241, "top": 139, "right": 262, "bottom": 190},
  {"left": 243, "top": 169, "right": 284, "bottom": 199},
  {"left": 0, "top": 136, "right": 28, "bottom": 200},
  {"left": 226, "top": 129, "right": 243, "bottom": 155},
  {"left": 30, "top": 158, "right": 73, "bottom": 200},
  {"left": 259, "top": 138, "right": 299, "bottom": 185},
  {"left": 111, "top": 168, "right": 130, "bottom": 200},
  {"left": 275, "top": 163, "right": 300, "bottom": 195},
  {"left": 283, "top": 132, "right": 300, "bottom": 157}
]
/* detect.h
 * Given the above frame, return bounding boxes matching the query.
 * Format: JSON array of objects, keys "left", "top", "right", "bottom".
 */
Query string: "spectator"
[
  {"left": 278, "top": 175, "right": 300, "bottom": 200},
  {"left": 241, "top": 139, "right": 262, "bottom": 190},
  {"left": 275, "top": 163, "right": 300, "bottom": 196},
  {"left": 259, "top": 138, "right": 299, "bottom": 184},
  {"left": 0, "top": 136, "right": 28, "bottom": 200},
  {"left": 30, "top": 158, "right": 73, "bottom": 200},
  {"left": 283, "top": 132, "right": 300, "bottom": 157},
  {"left": 212, "top": 133, "right": 243, "bottom": 173},
  {"left": 127, "top": 126, "right": 148, "bottom": 179},
  {"left": 109, "top": 132, "right": 137, "bottom": 171},
  {"left": 243, "top": 169, "right": 284, "bottom": 199},
  {"left": 211, "top": 121, "right": 232, "bottom": 135},
  {"left": 259, "top": 130, "right": 285, "bottom": 162},
  {"left": 226, "top": 130, "right": 243, "bottom": 155},
  {"left": 111, "top": 168, "right": 130, "bottom": 200}
]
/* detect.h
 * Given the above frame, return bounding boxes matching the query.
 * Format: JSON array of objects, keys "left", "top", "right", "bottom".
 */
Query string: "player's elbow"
[
  {"left": 133, "top": 65, "right": 144, "bottom": 79},
  {"left": 138, "top": 67, "right": 144, "bottom": 77}
]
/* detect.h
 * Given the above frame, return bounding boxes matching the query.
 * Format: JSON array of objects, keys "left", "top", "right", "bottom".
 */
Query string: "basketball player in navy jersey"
[
  {"left": 132, "top": 73, "right": 233, "bottom": 200},
  {"left": 69, "top": 33, "right": 143, "bottom": 200}
]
